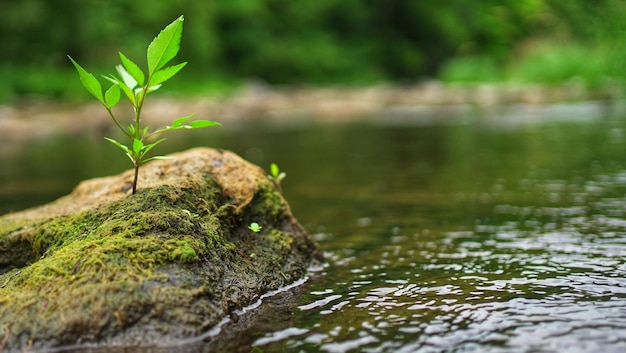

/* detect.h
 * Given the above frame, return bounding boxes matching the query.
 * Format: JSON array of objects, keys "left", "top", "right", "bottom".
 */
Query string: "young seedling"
[
  {"left": 267, "top": 163, "right": 286, "bottom": 194},
  {"left": 244, "top": 222, "right": 263, "bottom": 256},
  {"left": 248, "top": 222, "right": 263, "bottom": 233},
  {"left": 69, "top": 16, "right": 220, "bottom": 194}
]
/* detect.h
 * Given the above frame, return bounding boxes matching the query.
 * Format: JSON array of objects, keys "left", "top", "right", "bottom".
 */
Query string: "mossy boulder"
[{"left": 0, "top": 147, "right": 321, "bottom": 352}]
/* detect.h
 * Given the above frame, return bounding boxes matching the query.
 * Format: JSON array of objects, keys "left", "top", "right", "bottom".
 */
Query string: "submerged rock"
[{"left": 0, "top": 148, "right": 321, "bottom": 352}]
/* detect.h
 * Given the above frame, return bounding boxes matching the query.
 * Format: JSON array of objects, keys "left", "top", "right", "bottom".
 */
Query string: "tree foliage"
[{"left": 0, "top": 0, "right": 619, "bottom": 87}]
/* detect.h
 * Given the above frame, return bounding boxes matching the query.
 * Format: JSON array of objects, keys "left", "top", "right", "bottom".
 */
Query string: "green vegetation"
[
  {"left": 248, "top": 222, "right": 262, "bottom": 233},
  {"left": 0, "top": 1, "right": 624, "bottom": 101},
  {"left": 69, "top": 16, "right": 221, "bottom": 194},
  {"left": 0, "top": 159, "right": 319, "bottom": 349},
  {"left": 267, "top": 163, "right": 286, "bottom": 195},
  {"left": 440, "top": 0, "right": 626, "bottom": 88},
  {"left": 0, "top": 179, "right": 226, "bottom": 348},
  {"left": 439, "top": 42, "right": 616, "bottom": 88}
]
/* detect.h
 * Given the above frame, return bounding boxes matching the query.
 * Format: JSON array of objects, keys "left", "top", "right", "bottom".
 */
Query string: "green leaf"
[
  {"left": 150, "top": 156, "right": 173, "bottom": 160},
  {"left": 104, "top": 137, "right": 130, "bottom": 153},
  {"left": 141, "top": 138, "right": 166, "bottom": 156},
  {"left": 104, "top": 84, "right": 121, "bottom": 109},
  {"left": 119, "top": 52, "right": 145, "bottom": 86},
  {"left": 104, "top": 137, "right": 135, "bottom": 164},
  {"left": 147, "top": 15, "right": 184, "bottom": 74},
  {"left": 68, "top": 56, "right": 104, "bottom": 104},
  {"left": 116, "top": 65, "right": 138, "bottom": 90},
  {"left": 102, "top": 75, "right": 117, "bottom": 85},
  {"left": 170, "top": 114, "right": 196, "bottom": 128},
  {"left": 147, "top": 84, "right": 162, "bottom": 93},
  {"left": 270, "top": 163, "right": 279, "bottom": 178},
  {"left": 150, "top": 62, "right": 187, "bottom": 86},
  {"left": 143, "top": 155, "right": 173, "bottom": 164},
  {"left": 133, "top": 138, "right": 144, "bottom": 154},
  {"left": 248, "top": 222, "right": 262, "bottom": 233},
  {"left": 105, "top": 75, "right": 136, "bottom": 105},
  {"left": 189, "top": 120, "right": 221, "bottom": 128}
]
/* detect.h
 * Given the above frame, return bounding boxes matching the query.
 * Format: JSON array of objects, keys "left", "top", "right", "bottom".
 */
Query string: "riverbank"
[{"left": 0, "top": 81, "right": 623, "bottom": 148}]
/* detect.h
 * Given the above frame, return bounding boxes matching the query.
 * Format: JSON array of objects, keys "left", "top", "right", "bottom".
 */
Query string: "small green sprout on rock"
[
  {"left": 69, "top": 15, "right": 220, "bottom": 194},
  {"left": 246, "top": 222, "right": 263, "bottom": 256},
  {"left": 248, "top": 222, "right": 263, "bottom": 233},
  {"left": 268, "top": 163, "right": 286, "bottom": 194}
]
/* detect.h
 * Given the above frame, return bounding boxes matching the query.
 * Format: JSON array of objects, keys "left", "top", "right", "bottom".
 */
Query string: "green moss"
[
  {"left": 248, "top": 182, "right": 290, "bottom": 223},
  {"left": 0, "top": 218, "right": 28, "bottom": 235},
  {"left": 0, "top": 177, "right": 227, "bottom": 308},
  {"left": 170, "top": 239, "right": 200, "bottom": 262},
  {"left": 0, "top": 171, "right": 319, "bottom": 351}
]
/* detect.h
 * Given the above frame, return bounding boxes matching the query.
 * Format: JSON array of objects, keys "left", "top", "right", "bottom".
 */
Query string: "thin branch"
[{"left": 106, "top": 108, "right": 132, "bottom": 140}]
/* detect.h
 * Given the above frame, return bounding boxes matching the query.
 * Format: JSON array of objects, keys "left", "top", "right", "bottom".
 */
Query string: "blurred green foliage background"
[{"left": 0, "top": 0, "right": 624, "bottom": 101}]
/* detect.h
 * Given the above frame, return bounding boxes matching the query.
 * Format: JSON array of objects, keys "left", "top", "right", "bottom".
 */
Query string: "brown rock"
[{"left": 0, "top": 148, "right": 321, "bottom": 352}]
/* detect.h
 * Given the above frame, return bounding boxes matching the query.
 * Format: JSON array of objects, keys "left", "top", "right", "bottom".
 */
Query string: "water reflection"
[
  {"left": 4, "top": 111, "right": 626, "bottom": 352},
  {"left": 250, "top": 118, "right": 626, "bottom": 353}
]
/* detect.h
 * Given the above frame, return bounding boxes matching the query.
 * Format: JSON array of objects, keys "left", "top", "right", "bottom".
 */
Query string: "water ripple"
[{"left": 252, "top": 170, "right": 626, "bottom": 352}]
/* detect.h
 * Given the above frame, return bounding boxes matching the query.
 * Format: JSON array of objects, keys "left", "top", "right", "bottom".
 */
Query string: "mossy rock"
[{"left": 0, "top": 148, "right": 321, "bottom": 352}]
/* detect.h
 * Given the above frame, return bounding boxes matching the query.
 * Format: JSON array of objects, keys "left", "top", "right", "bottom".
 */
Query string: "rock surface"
[{"left": 0, "top": 147, "right": 321, "bottom": 352}]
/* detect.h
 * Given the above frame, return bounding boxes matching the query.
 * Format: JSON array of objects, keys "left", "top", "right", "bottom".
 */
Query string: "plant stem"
[
  {"left": 130, "top": 86, "right": 150, "bottom": 195},
  {"left": 276, "top": 182, "right": 283, "bottom": 195},
  {"left": 135, "top": 84, "right": 150, "bottom": 125},
  {"left": 132, "top": 162, "right": 139, "bottom": 194},
  {"left": 107, "top": 109, "right": 132, "bottom": 140}
]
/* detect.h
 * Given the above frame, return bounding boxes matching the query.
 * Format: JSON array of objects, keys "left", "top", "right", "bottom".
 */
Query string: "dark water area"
[{"left": 3, "top": 103, "right": 626, "bottom": 352}]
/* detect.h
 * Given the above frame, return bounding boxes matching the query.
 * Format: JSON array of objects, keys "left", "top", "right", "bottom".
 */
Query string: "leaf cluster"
[
  {"left": 248, "top": 222, "right": 263, "bottom": 233},
  {"left": 267, "top": 163, "right": 286, "bottom": 195},
  {"left": 69, "top": 16, "right": 220, "bottom": 193}
]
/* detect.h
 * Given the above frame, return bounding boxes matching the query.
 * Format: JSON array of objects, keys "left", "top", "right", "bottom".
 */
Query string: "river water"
[{"left": 2, "top": 103, "right": 626, "bottom": 352}]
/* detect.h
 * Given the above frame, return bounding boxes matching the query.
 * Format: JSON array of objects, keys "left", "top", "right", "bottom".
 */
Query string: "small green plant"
[
  {"left": 246, "top": 222, "right": 262, "bottom": 255},
  {"left": 267, "top": 163, "right": 286, "bottom": 194},
  {"left": 248, "top": 222, "right": 263, "bottom": 233},
  {"left": 69, "top": 16, "right": 220, "bottom": 194}
]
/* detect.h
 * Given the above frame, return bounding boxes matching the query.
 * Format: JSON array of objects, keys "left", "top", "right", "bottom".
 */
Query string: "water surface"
[{"left": 2, "top": 104, "right": 626, "bottom": 352}]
